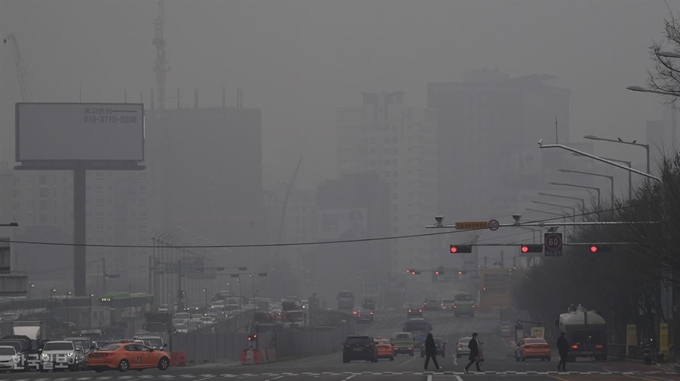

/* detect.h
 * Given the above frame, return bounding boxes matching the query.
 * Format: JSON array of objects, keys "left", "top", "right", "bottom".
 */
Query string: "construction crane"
[
  {"left": 153, "top": 0, "right": 169, "bottom": 110},
  {"left": 3, "top": 34, "right": 33, "bottom": 102}
]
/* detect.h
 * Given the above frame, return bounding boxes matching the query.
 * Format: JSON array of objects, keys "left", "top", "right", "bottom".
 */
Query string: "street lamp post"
[
  {"left": 249, "top": 275, "right": 255, "bottom": 298},
  {"left": 66, "top": 291, "right": 72, "bottom": 327},
  {"left": 537, "top": 192, "right": 586, "bottom": 211},
  {"left": 572, "top": 154, "right": 633, "bottom": 201},
  {"left": 549, "top": 182, "right": 602, "bottom": 211},
  {"left": 27, "top": 284, "right": 35, "bottom": 314},
  {"left": 202, "top": 288, "right": 208, "bottom": 311},
  {"left": 526, "top": 208, "right": 568, "bottom": 220},
  {"left": 227, "top": 282, "right": 231, "bottom": 294},
  {"left": 50, "top": 288, "right": 56, "bottom": 321},
  {"left": 558, "top": 169, "right": 615, "bottom": 208},
  {"left": 584, "top": 134, "right": 651, "bottom": 175},
  {"left": 89, "top": 293, "right": 94, "bottom": 329}
]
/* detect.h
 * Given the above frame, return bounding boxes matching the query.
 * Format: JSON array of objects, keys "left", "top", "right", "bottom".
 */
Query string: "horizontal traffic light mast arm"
[
  {"left": 459, "top": 242, "right": 639, "bottom": 247},
  {"left": 428, "top": 221, "right": 658, "bottom": 229}
]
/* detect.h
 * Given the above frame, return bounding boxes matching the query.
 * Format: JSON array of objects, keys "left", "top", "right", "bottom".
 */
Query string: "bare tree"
[{"left": 648, "top": 6, "right": 680, "bottom": 102}]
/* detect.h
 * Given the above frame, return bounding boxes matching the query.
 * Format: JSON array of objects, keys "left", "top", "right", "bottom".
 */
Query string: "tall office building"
[
  {"left": 145, "top": 106, "right": 263, "bottom": 269},
  {"left": 428, "top": 69, "right": 571, "bottom": 221},
  {"left": 336, "top": 92, "right": 438, "bottom": 275}
]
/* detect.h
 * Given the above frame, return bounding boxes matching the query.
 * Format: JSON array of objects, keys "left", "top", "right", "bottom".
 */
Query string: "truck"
[
  {"left": 558, "top": 304, "right": 607, "bottom": 361},
  {"left": 11, "top": 321, "right": 46, "bottom": 345},
  {"left": 143, "top": 312, "right": 173, "bottom": 344},
  {"left": 336, "top": 291, "right": 355, "bottom": 311}
]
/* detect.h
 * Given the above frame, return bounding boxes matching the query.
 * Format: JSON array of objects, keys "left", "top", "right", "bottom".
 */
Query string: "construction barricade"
[{"left": 170, "top": 351, "right": 187, "bottom": 366}]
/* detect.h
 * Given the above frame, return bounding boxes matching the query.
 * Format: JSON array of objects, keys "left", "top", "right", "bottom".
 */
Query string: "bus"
[
  {"left": 402, "top": 318, "right": 432, "bottom": 344},
  {"left": 453, "top": 292, "right": 475, "bottom": 317}
]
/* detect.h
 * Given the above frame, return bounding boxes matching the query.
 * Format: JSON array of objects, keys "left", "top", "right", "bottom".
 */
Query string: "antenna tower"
[{"left": 153, "top": 0, "right": 169, "bottom": 110}]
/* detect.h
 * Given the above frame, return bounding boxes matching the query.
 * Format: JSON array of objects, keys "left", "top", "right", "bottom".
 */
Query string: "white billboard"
[
  {"left": 16, "top": 103, "right": 144, "bottom": 161},
  {"left": 317, "top": 208, "right": 368, "bottom": 240}
]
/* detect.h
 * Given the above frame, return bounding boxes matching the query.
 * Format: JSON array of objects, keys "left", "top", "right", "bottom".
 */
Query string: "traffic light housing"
[
  {"left": 450, "top": 245, "right": 473, "bottom": 254},
  {"left": 410, "top": 270, "right": 421, "bottom": 275},
  {"left": 458, "top": 270, "right": 468, "bottom": 275},
  {"left": 520, "top": 244, "right": 543, "bottom": 253},
  {"left": 435, "top": 270, "right": 444, "bottom": 275},
  {"left": 589, "top": 244, "right": 612, "bottom": 253}
]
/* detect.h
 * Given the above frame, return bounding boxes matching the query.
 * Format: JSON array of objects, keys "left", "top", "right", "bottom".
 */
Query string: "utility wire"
[{"left": 3, "top": 202, "right": 647, "bottom": 250}]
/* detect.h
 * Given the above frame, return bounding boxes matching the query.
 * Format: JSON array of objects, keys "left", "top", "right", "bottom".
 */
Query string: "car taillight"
[
  {"left": 353, "top": 311, "right": 357, "bottom": 315},
  {"left": 408, "top": 347, "right": 412, "bottom": 350},
  {"left": 571, "top": 344, "right": 578, "bottom": 349},
  {"left": 457, "top": 344, "right": 462, "bottom": 348},
  {"left": 596, "top": 344, "right": 603, "bottom": 349},
  {"left": 408, "top": 309, "right": 412, "bottom": 313},
  {"left": 472, "top": 305, "right": 475, "bottom": 308},
  {"left": 454, "top": 305, "right": 458, "bottom": 308},
  {"left": 419, "top": 309, "right": 422, "bottom": 313},
  {"left": 370, "top": 311, "right": 373, "bottom": 315},
  {"left": 365, "top": 344, "right": 371, "bottom": 347}
]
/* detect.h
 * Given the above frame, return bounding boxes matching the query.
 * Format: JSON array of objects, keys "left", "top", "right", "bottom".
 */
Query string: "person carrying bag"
[{"left": 464, "top": 333, "right": 482, "bottom": 373}]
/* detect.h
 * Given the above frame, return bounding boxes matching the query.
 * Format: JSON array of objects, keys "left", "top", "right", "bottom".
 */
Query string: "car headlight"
[
  {"left": 67, "top": 352, "right": 74, "bottom": 357},
  {"left": 41, "top": 353, "right": 49, "bottom": 360},
  {"left": 12, "top": 356, "right": 20, "bottom": 363}
]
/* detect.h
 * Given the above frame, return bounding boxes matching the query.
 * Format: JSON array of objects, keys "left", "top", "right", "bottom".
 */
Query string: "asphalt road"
[{"left": 1, "top": 310, "right": 678, "bottom": 380}]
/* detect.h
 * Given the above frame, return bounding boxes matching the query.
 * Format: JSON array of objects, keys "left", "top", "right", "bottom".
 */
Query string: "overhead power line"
[{"left": 2, "top": 203, "right": 645, "bottom": 250}]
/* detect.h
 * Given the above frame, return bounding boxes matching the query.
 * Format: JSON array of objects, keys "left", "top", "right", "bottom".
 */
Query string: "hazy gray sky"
[{"left": 0, "top": 0, "right": 672, "bottom": 186}]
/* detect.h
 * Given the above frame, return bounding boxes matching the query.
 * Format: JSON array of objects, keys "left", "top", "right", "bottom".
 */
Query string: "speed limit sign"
[{"left": 544, "top": 233, "right": 563, "bottom": 256}]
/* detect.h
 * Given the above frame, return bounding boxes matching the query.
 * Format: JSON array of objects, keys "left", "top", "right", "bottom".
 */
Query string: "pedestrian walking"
[
  {"left": 423, "top": 333, "right": 441, "bottom": 370},
  {"left": 557, "top": 331, "right": 569, "bottom": 371},
  {"left": 464, "top": 332, "right": 482, "bottom": 373}
]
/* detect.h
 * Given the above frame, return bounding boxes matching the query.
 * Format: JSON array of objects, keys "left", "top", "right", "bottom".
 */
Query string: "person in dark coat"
[
  {"left": 465, "top": 333, "right": 481, "bottom": 373},
  {"left": 556, "top": 331, "right": 569, "bottom": 371},
  {"left": 423, "top": 333, "right": 441, "bottom": 370}
]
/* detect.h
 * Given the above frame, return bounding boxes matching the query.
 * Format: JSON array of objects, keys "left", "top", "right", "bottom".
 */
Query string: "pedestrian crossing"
[{"left": 7, "top": 369, "right": 680, "bottom": 380}]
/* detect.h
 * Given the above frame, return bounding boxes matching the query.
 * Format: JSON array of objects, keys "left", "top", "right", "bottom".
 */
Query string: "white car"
[
  {"left": 0, "top": 345, "right": 23, "bottom": 371},
  {"left": 40, "top": 341, "right": 78, "bottom": 371}
]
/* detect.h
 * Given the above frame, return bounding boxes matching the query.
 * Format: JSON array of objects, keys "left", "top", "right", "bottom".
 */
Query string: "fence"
[{"left": 172, "top": 322, "right": 354, "bottom": 363}]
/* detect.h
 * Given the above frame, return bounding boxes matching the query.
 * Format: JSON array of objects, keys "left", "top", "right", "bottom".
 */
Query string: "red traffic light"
[
  {"left": 406, "top": 268, "right": 411, "bottom": 273},
  {"left": 458, "top": 271, "right": 463, "bottom": 275},
  {"left": 435, "top": 271, "right": 440, "bottom": 275},
  {"left": 521, "top": 245, "right": 529, "bottom": 253},
  {"left": 450, "top": 246, "right": 458, "bottom": 253},
  {"left": 588, "top": 244, "right": 612, "bottom": 253}
]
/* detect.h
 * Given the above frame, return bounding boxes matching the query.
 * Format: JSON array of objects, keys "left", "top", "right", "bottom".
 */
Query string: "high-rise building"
[
  {"left": 336, "top": 92, "right": 438, "bottom": 275},
  {"left": 428, "top": 69, "right": 571, "bottom": 221},
  {"left": 316, "top": 172, "right": 391, "bottom": 296},
  {"left": 145, "top": 106, "right": 263, "bottom": 267}
]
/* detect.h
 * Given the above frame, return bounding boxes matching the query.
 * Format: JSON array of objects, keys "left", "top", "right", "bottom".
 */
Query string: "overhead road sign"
[
  {"left": 544, "top": 233, "right": 563, "bottom": 256},
  {"left": 455, "top": 221, "right": 488, "bottom": 230},
  {"left": 487, "top": 219, "right": 500, "bottom": 231}
]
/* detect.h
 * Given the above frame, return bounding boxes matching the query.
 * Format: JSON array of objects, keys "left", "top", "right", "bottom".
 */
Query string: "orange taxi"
[
  {"left": 87, "top": 342, "right": 171, "bottom": 372},
  {"left": 374, "top": 337, "right": 394, "bottom": 361},
  {"left": 515, "top": 338, "right": 551, "bottom": 362}
]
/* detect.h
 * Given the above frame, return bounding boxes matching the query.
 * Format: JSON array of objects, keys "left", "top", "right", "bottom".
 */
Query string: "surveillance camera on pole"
[
  {"left": 434, "top": 216, "right": 444, "bottom": 227},
  {"left": 512, "top": 214, "right": 522, "bottom": 226}
]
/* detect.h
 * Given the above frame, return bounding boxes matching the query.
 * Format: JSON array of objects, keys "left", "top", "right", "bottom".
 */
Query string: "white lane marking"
[
  {"left": 343, "top": 375, "right": 356, "bottom": 380},
  {"left": 427, "top": 375, "right": 433, "bottom": 381},
  {"left": 398, "top": 357, "right": 416, "bottom": 366},
  {"left": 455, "top": 375, "right": 464, "bottom": 381}
]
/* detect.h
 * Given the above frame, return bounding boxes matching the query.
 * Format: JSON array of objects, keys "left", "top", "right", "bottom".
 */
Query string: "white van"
[{"left": 390, "top": 332, "right": 414, "bottom": 356}]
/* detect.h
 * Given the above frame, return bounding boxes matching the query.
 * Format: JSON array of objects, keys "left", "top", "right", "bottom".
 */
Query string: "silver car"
[{"left": 455, "top": 337, "right": 472, "bottom": 358}]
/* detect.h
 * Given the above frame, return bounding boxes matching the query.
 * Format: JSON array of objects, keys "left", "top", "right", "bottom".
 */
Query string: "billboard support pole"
[{"left": 74, "top": 164, "right": 87, "bottom": 297}]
